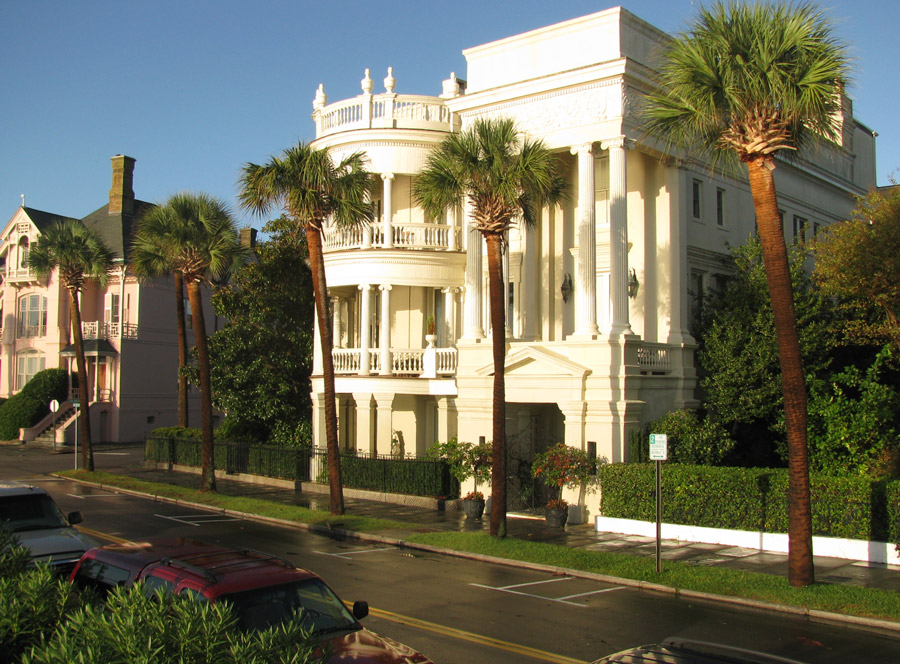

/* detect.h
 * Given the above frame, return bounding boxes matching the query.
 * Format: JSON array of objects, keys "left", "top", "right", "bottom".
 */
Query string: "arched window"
[
  {"left": 17, "top": 294, "right": 47, "bottom": 338},
  {"left": 16, "top": 350, "right": 45, "bottom": 390}
]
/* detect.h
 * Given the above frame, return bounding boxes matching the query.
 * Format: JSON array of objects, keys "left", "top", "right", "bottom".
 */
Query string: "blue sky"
[{"left": 2, "top": 1, "right": 896, "bottom": 230}]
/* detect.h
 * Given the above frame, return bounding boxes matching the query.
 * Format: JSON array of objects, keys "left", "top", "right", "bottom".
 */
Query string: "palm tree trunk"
[
  {"left": 188, "top": 281, "right": 216, "bottom": 493},
  {"left": 747, "top": 158, "right": 814, "bottom": 587},
  {"left": 307, "top": 225, "right": 344, "bottom": 515},
  {"left": 174, "top": 271, "right": 189, "bottom": 428},
  {"left": 69, "top": 289, "right": 93, "bottom": 472},
  {"left": 485, "top": 233, "right": 507, "bottom": 538}
]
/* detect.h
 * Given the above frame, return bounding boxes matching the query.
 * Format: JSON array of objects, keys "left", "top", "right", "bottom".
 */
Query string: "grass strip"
[
  {"left": 404, "top": 532, "right": 900, "bottom": 622},
  {"left": 58, "top": 470, "right": 410, "bottom": 533}
]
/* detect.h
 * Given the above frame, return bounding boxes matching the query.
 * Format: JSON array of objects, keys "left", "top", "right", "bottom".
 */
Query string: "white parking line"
[
  {"left": 315, "top": 547, "right": 391, "bottom": 558},
  {"left": 154, "top": 513, "right": 240, "bottom": 526},
  {"left": 471, "top": 577, "right": 625, "bottom": 607},
  {"left": 67, "top": 493, "right": 121, "bottom": 499}
]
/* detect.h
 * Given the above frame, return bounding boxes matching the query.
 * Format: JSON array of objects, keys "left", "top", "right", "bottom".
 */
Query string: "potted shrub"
[
  {"left": 425, "top": 315, "right": 437, "bottom": 346},
  {"left": 428, "top": 438, "right": 492, "bottom": 519},
  {"left": 532, "top": 443, "right": 599, "bottom": 527}
]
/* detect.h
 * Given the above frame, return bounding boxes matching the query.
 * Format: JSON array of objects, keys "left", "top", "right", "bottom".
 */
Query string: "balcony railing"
[
  {"left": 314, "top": 92, "right": 456, "bottom": 139},
  {"left": 323, "top": 221, "right": 459, "bottom": 253},
  {"left": 332, "top": 346, "right": 458, "bottom": 377},
  {"left": 637, "top": 343, "right": 672, "bottom": 374},
  {"left": 5, "top": 267, "right": 36, "bottom": 282},
  {"left": 82, "top": 321, "right": 139, "bottom": 340}
]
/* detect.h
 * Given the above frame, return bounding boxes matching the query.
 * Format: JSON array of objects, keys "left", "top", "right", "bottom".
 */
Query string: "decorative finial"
[
  {"left": 384, "top": 67, "right": 396, "bottom": 93},
  {"left": 361, "top": 68, "right": 373, "bottom": 94},
  {"left": 441, "top": 72, "right": 461, "bottom": 98},
  {"left": 20, "top": 194, "right": 25, "bottom": 208},
  {"left": 313, "top": 83, "right": 327, "bottom": 110}
]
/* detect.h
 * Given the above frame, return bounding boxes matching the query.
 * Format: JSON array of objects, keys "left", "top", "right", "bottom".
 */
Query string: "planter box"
[{"left": 595, "top": 516, "right": 900, "bottom": 566}]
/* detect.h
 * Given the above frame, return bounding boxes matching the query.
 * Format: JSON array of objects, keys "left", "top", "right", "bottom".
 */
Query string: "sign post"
[
  {"left": 49, "top": 400, "right": 59, "bottom": 452},
  {"left": 649, "top": 433, "right": 668, "bottom": 573},
  {"left": 71, "top": 400, "right": 80, "bottom": 470}
]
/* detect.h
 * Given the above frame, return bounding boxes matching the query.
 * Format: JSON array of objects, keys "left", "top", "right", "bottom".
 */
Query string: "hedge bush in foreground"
[
  {"left": 0, "top": 369, "right": 68, "bottom": 440},
  {"left": 599, "top": 463, "right": 900, "bottom": 543}
]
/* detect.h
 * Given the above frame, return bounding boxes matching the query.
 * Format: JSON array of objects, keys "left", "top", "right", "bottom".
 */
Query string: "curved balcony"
[
  {"left": 314, "top": 93, "right": 457, "bottom": 139},
  {"left": 333, "top": 346, "right": 457, "bottom": 377},
  {"left": 323, "top": 221, "right": 459, "bottom": 253}
]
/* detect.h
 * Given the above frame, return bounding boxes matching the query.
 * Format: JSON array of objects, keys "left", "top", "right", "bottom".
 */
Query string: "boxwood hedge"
[{"left": 598, "top": 463, "right": 900, "bottom": 543}]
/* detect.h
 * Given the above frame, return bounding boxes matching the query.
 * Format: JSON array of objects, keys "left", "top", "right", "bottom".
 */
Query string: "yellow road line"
[
  {"left": 77, "top": 526, "right": 133, "bottom": 545},
  {"left": 368, "top": 605, "right": 589, "bottom": 664}
]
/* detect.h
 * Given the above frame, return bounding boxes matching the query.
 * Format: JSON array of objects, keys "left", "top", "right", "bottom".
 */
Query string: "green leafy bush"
[
  {"left": 0, "top": 369, "right": 68, "bottom": 440},
  {"left": 645, "top": 410, "right": 735, "bottom": 465},
  {"left": 599, "top": 463, "right": 900, "bottom": 542}
]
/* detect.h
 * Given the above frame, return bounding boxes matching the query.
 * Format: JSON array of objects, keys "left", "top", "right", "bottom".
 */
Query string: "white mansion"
[{"left": 307, "top": 7, "right": 876, "bottom": 508}]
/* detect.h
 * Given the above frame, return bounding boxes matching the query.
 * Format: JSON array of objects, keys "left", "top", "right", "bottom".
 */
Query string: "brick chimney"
[
  {"left": 240, "top": 227, "right": 258, "bottom": 249},
  {"left": 109, "top": 155, "right": 136, "bottom": 215}
]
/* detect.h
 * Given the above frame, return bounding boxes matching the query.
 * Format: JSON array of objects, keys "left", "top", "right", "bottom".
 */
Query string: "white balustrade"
[
  {"left": 323, "top": 221, "right": 458, "bottom": 253},
  {"left": 330, "top": 346, "right": 458, "bottom": 377},
  {"left": 332, "top": 348, "right": 361, "bottom": 374},
  {"left": 316, "top": 93, "right": 456, "bottom": 139},
  {"left": 637, "top": 343, "right": 672, "bottom": 373},
  {"left": 79, "top": 321, "right": 140, "bottom": 341},
  {"left": 434, "top": 348, "right": 458, "bottom": 375}
]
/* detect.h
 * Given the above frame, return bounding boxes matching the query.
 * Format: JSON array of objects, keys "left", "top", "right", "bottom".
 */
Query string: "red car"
[{"left": 69, "top": 538, "right": 432, "bottom": 663}]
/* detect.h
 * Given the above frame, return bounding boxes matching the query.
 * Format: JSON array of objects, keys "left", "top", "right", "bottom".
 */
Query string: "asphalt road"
[{"left": 4, "top": 445, "right": 900, "bottom": 663}]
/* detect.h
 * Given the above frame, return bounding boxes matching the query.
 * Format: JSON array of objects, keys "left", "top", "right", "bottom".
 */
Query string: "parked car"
[
  {"left": 69, "top": 538, "right": 433, "bottom": 663},
  {"left": 591, "top": 638, "right": 810, "bottom": 663},
  {"left": 0, "top": 480, "right": 99, "bottom": 574}
]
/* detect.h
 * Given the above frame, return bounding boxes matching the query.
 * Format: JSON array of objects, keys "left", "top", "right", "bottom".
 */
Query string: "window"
[
  {"left": 16, "top": 351, "right": 45, "bottom": 390},
  {"left": 17, "top": 294, "right": 47, "bottom": 338},
  {"left": 18, "top": 237, "right": 29, "bottom": 269},
  {"left": 692, "top": 179, "right": 703, "bottom": 220},
  {"left": 792, "top": 215, "right": 807, "bottom": 243},
  {"left": 716, "top": 188, "right": 726, "bottom": 226},
  {"left": 104, "top": 293, "right": 120, "bottom": 325}
]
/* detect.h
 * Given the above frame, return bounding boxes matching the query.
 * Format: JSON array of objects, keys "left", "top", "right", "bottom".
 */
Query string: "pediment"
[{"left": 475, "top": 345, "right": 591, "bottom": 379}]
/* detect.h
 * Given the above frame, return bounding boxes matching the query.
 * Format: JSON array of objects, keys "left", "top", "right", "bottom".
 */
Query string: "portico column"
[
  {"left": 313, "top": 305, "right": 324, "bottom": 375},
  {"left": 571, "top": 143, "right": 600, "bottom": 338},
  {"left": 447, "top": 206, "right": 458, "bottom": 251},
  {"left": 352, "top": 392, "right": 374, "bottom": 454},
  {"left": 602, "top": 136, "right": 634, "bottom": 336},
  {"left": 373, "top": 393, "right": 394, "bottom": 455},
  {"left": 358, "top": 284, "right": 372, "bottom": 376},
  {"left": 381, "top": 173, "right": 394, "bottom": 248},
  {"left": 462, "top": 208, "right": 484, "bottom": 340},
  {"left": 442, "top": 287, "right": 456, "bottom": 346},
  {"left": 379, "top": 284, "right": 392, "bottom": 375},
  {"left": 331, "top": 296, "right": 343, "bottom": 348}
]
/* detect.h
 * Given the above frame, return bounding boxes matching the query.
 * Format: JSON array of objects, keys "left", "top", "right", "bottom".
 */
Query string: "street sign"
[
  {"left": 649, "top": 433, "right": 668, "bottom": 461},
  {"left": 49, "top": 399, "right": 59, "bottom": 413},
  {"left": 71, "top": 399, "right": 80, "bottom": 408}
]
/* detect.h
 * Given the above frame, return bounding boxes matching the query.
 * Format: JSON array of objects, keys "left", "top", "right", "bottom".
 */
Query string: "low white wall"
[{"left": 596, "top": 516, "right": 900, "bottom": 566}]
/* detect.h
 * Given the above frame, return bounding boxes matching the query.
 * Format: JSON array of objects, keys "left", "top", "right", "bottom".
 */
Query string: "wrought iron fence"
[{"left": 145, "top": 436, "right": 456, "bottom": 498}]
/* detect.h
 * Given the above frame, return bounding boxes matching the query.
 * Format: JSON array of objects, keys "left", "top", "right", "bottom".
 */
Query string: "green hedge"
[
  {"left": 599, "top": 463, "right": 900, "bottom": 543},
  {"left": 0, "top": 369, "right": 68, "bottom": 440},
  {"left": 340, "top": 454, "right": 457, "bottom": 497}
]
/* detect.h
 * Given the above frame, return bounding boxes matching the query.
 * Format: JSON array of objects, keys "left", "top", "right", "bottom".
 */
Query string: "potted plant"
[
  {"left": 532, "top": 443, "right": 599, "bottom": 527},
  {"left": 425, "top": 315, "right": 437, "bottom": 346},
  {"left": 428, "top": 438, "right": 492, "bottom": 519}
]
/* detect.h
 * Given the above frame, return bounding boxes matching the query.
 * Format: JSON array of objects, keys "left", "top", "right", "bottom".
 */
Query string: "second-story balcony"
[
  {"left": 333, "top": 345, "right": 457, "bottom": 378},
  {"left": 82, "top": 321, "right": 139, "bottom": 341},
  {"left": 323, "top": 221, "right": 459, "bottom": 253}
]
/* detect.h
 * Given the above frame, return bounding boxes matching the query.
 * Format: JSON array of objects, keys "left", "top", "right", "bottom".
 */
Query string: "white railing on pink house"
[{"left": 81, "top": 321, "right": 139, "bottom": 340}]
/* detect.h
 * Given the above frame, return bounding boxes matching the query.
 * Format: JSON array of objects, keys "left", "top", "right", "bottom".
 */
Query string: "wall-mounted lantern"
[
  {"left": 560, "top": 273, "right": 573, "bottom": 302},
  {"left": 628, "top": 268, "right": 639, "bottom": 299}
]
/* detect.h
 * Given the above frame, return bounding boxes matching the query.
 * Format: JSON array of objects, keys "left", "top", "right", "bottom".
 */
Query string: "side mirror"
[
  {"left": 352, "top": 601, "right": 369, "bottom": 620},
  {"left": 67, "top": 511, "right": 83, "bottom": 525}
]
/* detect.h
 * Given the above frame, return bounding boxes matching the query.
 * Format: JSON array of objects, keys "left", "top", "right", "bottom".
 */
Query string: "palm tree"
[
  {"left": 132, "top": 192, "right": 243, "bottom": 492},
  {"left": 29, "top": 221, "right": 113, "bottom": 472},
  {"left": 414, "top": 117, "right": 566, "bottom": 537},
  {"left": 239, "top": 142, "right": 374, "bottom": 516},
  {"left": 641, "top": 1, "right": 849, "bottom": 587}
]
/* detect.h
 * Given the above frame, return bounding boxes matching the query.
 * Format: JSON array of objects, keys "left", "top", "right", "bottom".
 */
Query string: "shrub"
[
  {"left": 0, "top": 369, "right": 68, "bottom": 440},
  {"left": 645, "top": 410, "right": 735, "bottom": 465},
  {"left": 598, "top": 463, "right": 900, "bottom": 542},
  {"left": 532, "top": 443, "right": 601, "bottom": 508}
]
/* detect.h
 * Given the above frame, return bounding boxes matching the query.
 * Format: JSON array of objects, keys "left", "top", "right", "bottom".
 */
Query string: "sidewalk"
[{"left": 118, "top": 462, "right": 900, "bottom": 594}]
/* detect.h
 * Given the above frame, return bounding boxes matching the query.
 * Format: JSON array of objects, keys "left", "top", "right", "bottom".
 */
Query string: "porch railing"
[
  {"left": 314, "top": 92, "right": 456, "bottom": 139},
  {"left": 81, "top": 321, "right": 138, "bottom": 340},
  {"left": 637, "top": 343, "right": 672, "bottom": 374},
  {"left": 322, "top": 221, "right": 459, "bottom": 252},
  {"left": 332, "top": 346, "right": 457, "bottom": 376}
]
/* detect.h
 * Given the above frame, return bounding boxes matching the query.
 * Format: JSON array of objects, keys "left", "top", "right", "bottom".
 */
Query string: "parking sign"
[{"left": 649, "top": 433, "right": 668, "bottom": 461}]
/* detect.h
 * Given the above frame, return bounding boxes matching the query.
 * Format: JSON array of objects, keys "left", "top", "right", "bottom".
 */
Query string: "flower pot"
[
  {"left": 544, "top": 506, "right": 568, "bottom": 528},
  {"left": 462, "top": 498, "right": 485, "bottom": 519},
  {"left": 425, "top": 334, "right": 437, "bottom": 347}
]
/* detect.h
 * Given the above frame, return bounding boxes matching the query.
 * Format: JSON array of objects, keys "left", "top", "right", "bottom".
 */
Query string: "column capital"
[
  {"left": 381, "top": 172, "right": 395, "bottom": 182},
  {"left": 358, "top": 283, "right": 372, "bottom": 292},
  {"left": 600, "top": 136, "right": 636, "bottom": 151},
  {"left": 379, "top": 283, "right": 392, "bottom": 292},
  {"left": 570, "top": 142, "right": 595, "bottom": 157}
]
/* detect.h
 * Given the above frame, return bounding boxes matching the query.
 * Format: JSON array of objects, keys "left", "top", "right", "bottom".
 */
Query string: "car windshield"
[
  {"left": 0, "top": 493, "right": 68, "bottom": 532},
  {"left": 222, "top": 578, "right": 359, "bottom": 634}
]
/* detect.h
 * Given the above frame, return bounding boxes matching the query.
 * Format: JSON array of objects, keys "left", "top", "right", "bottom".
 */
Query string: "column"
[
  {"left": 462, "top": 207, "right": 484, "bottom": 340},
  {"left": 447, "top": 206, "right": 458, "bottom": 251},
  {"left": 381, "top": 173, "right": 394, "bottom": 248},
  {"left": 373, "top": 393, "right": 395, "bottom": 455},
  {"left": 571, "top": 143, "right": 600, "bottom": 338},
  {"left": 312, "top": 305, "right": 324, "bottom": 375},
  {"left": 352, "top": 392, "right": 374, "bottom": 454},
  {"left": 602, "top": 136, "right": 633, "bottom": 336},
  {"left": 358, "top": 284, "right": 372, "bottom": 376},
  {"left": 435, "top": 396, "right": 455, "bottom": 444},
  {"left": 311, "top": 392, "right": 327, "bottom": 449},
  {"left": 503, "top": 232, "right": 512, "bottom": 339},
  {"left": 331, "top": 297, "right": 343, "bottom": 348},
  {"left": 442, "top": 287, "right": 456, "bottom": 346},
  {"left": 379, "top": 284, "right": 392, "bottom": 375}
]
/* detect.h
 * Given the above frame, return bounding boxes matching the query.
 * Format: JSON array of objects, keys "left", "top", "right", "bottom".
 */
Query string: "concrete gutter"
[{"left": 59, "top": 474, "right": 900, "bottom": 636}]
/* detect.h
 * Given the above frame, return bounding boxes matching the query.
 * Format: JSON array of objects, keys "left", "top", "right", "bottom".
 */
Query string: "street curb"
[{"left": 59, "top": 474, "right": 900, "bottom": 635}]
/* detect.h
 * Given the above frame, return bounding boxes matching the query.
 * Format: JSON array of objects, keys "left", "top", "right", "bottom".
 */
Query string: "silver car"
[{"left": 0, "top": 481, "right": 99, "bottom": 574}]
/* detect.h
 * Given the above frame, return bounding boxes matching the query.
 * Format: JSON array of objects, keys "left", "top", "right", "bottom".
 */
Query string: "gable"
[{"left": 475, "top": 345, "right": 591, "bottom": 379}]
